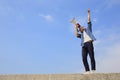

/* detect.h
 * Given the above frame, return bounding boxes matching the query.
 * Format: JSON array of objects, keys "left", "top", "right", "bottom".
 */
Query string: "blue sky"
[{"left": 0, "top": 0, "right": 120, "bottom": 74}]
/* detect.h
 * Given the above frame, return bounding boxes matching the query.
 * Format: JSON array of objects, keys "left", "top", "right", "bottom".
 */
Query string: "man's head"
[
  {"left": 76, "top": 23, "right": 81, "bottom": 28},
  {"left": 76, "top": 23, "right": 85, "bottom": 32}
]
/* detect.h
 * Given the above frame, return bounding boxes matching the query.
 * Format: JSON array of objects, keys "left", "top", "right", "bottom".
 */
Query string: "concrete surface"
[{"left": 0, "top": 73, "right": 120, "bottom": 80}]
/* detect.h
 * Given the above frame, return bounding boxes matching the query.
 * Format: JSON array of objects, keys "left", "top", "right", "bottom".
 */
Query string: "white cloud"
[
  {"left": 39, "top": 14, "right": 54, "bottom": 22},
  {"left": 93, "top": 18, "right": 97, "bottom": 23},
  {"left": 0, "top": 5, "right": 14, "bottom": 16},
  {"left": 93, "top": 0, "right": 120, "bottom": 14},
  {"left": 102, "top": 0, "right": 120, "bottom": 9},
  {"left": 107, "top": 0, "right": 120, "bottom": 7},
  {"left": 94, "top": 28, "right": 120, "bottom": 73},
  {"left": 96, "top": 42, "right": 120, "bottom": 73}
]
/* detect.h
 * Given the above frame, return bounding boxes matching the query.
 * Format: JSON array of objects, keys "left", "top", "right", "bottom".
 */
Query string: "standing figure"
[{"left": 75, "top": 9, "right": 96, "bottom": 74}]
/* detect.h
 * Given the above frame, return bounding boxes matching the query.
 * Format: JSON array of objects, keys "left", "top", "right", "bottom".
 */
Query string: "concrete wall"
[{"left": 0, "top": 73, "right": 120, "bottom": 80}]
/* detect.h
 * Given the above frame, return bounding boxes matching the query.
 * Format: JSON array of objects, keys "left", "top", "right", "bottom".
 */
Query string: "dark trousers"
[{"left": 82, "top": 41, "right": 96, "bottom": 71}]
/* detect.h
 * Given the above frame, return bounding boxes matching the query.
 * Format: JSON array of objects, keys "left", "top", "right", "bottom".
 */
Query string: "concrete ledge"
[{"left": 0, "top": 73, "right": 120, "bottom": 80}]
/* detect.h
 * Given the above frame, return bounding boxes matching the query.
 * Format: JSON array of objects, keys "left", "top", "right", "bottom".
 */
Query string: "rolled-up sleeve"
[{"left": 88, "top": 22, "right": 92, "bottom": 32}]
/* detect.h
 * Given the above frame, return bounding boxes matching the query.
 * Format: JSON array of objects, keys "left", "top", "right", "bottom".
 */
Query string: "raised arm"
[
  {"left": 88, "top": 9, "right": 91, "bottom": 23},
  {"left": 87, "top": 9, "right": 92, "bottom": 32}
]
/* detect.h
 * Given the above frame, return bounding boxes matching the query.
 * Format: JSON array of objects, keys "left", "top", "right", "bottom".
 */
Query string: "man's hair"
[{"left": 76, "top": 23, "right": 81, "bottom": 28}]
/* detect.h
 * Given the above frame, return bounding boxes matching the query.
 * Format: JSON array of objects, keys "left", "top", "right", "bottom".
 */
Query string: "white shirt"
[{"left": 83, "top": 31, "right": 92, "bottom": 43}]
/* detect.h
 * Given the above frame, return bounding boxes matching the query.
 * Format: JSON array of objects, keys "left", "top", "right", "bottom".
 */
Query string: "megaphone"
[{"left": 70, "top": 17, "right": 77, "bottom": 25}]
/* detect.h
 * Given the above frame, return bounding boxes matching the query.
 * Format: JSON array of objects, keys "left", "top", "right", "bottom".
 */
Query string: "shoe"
[
  {"left": 90, "top": 70, "right": 95, "bottom": 74},
  {"left": 83, "top": 71, "right": 90, "bottom": 74}
]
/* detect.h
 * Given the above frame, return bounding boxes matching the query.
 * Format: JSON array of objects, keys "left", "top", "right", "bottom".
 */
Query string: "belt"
[
  {"left": 84, "top": 40, "right": 93, "bottom": 44},
  {"left": 87, "top": 40, "right": 93, "bottom": 42}
]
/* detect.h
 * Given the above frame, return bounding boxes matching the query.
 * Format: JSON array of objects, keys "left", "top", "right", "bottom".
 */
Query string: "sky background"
[{"left": 0, "top": 0, "right": 120, "bottom": 74}]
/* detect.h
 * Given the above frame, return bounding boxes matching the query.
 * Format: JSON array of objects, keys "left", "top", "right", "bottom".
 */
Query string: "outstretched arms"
[{"left": 87, "top": 9, "right": 92, "bottom": 32}]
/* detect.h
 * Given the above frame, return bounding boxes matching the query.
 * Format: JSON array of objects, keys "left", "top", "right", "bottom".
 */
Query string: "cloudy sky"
[{"left": 0, "top": 0, "right": 120, "bottom": 74}]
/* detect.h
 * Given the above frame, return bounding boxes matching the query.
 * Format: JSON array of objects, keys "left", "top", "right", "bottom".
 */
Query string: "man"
[{"left": 75, "top": 9, "right": 96, "bottom": 74}]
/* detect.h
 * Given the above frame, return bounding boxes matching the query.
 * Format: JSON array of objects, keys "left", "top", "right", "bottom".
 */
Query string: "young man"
[{"left": 75, "top": 9, "right": 96, "bottom": 74}]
